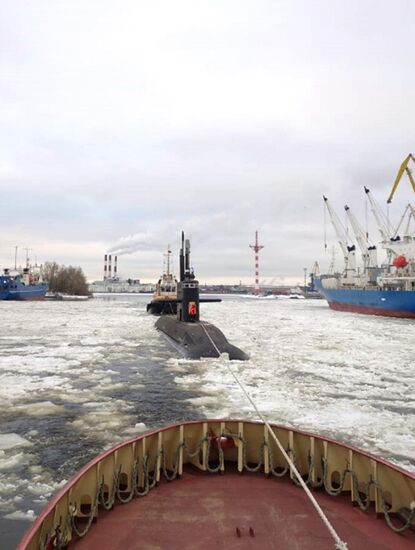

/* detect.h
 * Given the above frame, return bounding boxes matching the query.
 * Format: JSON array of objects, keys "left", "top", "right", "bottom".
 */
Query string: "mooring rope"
[
  {"left": 199, "top": 322, "right": 348, "bottom": 550},
  {"left": 199, "top": 322, "right": 223, "bottom": 357}
]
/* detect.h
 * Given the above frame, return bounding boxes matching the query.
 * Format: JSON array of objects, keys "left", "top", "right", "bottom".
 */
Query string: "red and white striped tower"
[{"left": 249, "top": 231, "right": 264, "bottom": 293}]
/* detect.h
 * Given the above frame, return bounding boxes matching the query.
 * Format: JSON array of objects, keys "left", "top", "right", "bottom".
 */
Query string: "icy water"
[{"left": 0, "top": 295, "right": 414, "bottom": 548}]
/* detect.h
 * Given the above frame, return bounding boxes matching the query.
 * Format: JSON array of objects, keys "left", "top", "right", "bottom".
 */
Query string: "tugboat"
[
  {"left": 155, "top": 232, "right": 248, "bottom": 360},
  {"left": 17, "top": 419, "right": 415, "bottom": 549},
  {"left": 146, "top": 247, "right": 178, "bottom": 315}
]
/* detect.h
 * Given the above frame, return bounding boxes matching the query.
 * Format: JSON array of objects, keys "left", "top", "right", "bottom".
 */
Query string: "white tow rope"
[{"left": 199, "top": 322, "right": 348, "bottom": 550}]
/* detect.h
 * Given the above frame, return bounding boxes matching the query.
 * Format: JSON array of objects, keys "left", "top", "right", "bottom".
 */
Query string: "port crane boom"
[
  {"left": 387, "top": 153, "right": 415, "bottom": 203},
  {"left": 323, "top": 196, "right": 356, "bottom": 273},
  {"left": 364, "top": 188, "right": 415, "bottom": 262},
  {"left": 344, "top": 205, "right": 377, "bottom": 269},
  {"left": 364, "top": 186, "right": 394, "bottom": 241}
]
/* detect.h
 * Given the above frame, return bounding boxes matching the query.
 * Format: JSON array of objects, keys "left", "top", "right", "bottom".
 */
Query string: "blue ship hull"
[
  {"left": 314, "top": 278, "right": 415, "bottom": 318},
  {"left": 0, "top": 275, "right": 48, "bottom": 301}
]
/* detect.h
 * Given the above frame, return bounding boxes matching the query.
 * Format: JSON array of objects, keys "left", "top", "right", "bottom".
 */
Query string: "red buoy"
[{"left": 393, "top": 255, "right": 408, "bottom": 268}]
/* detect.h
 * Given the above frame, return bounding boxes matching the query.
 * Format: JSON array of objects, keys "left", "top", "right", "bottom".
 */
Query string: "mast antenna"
[
  {"left": 249, "top": 231, "right": 264, "bottom": 293},
  {"left": 24, "top": 247, "right": 33, "bottom": 268},
  {"left": 165, "top": 244, "right": 172, "bottom": 276}
]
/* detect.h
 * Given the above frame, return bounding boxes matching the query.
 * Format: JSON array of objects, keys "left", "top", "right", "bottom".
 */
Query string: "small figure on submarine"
[{"left": 155, "top": 232, "right": 249, "bottom": 360}]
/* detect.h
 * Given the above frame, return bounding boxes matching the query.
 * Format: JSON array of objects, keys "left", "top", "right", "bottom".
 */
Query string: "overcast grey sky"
[{"left": 1, "top": 1, "right": 414, "bottom": 283}]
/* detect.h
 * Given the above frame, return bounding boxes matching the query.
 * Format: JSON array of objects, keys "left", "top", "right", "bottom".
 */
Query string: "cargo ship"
[
  {"left": 316, "top": 158, "right": 415, "bottom": 317},
  {"left": 314, "top": 275, "right": 415, "bottom": 317},
  {"left": 0, "top": 267, "right": 48, "bottom": 301},
  {"left": 17, "top": 419, "right": 415, "bottom": 549}
]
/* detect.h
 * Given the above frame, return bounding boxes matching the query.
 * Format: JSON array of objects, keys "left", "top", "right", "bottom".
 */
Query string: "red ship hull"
[{"left": 18, "top": 420, "right": 415, "bottom": 550}]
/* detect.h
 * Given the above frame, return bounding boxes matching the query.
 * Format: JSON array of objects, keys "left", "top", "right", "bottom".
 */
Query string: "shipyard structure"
[{"left": 89, "top": 255, "right": 155, "bottom": 294}]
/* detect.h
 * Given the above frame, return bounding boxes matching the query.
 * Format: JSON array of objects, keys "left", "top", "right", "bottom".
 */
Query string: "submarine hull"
[{"left": 155, "top": 316, "right": 248, "bottom": 360}]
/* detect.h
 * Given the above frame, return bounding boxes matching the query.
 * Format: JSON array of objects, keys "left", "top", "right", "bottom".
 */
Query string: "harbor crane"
[
  {"left": 323, "top": 196, "right": 356, "bottom": 274},
  {"left": 364, "top": 187, "right": 415, "bottom": 263},
  {"left": 344, "top": 205, "right": 377, "bottom": 270},
  {"left": 311, "top": 261, "right": 320, "bottom": 275},
  {"left": 387, "top": 153, "right": 415, "bottom": 203},
  {"left": 308, "top": 261, "right": 320, "bottom": 292},
  {"left": 364, "top": 186, "right": 394, "bottom": 241},
  {"left": 394, "top": 203, "right": 415, "bottom": 237}
]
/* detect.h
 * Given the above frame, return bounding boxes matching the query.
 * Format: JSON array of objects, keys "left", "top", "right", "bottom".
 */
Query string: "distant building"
[
  {"left": 89, "top": 279, "right": 155, "bottom": 294},
  {"left": 89, "top": 254, "right": 155, "bottom": 293}
]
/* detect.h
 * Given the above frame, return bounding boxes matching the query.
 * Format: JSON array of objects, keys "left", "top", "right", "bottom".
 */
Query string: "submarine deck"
[
  {"left": 155, "top": 317, "right": 249, "bottom": 360},
  {"left": 71, "top": 464, "right": 415, "bottom": 550}
]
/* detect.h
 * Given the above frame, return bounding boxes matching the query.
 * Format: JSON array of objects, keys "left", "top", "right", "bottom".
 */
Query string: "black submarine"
[{"left": 155, "top": 233, "right": 249, "bottom": 361}]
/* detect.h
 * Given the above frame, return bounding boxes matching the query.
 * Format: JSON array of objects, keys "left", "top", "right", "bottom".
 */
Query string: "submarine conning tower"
[{"left": 177, "top": 231, "right": 200, "bottom": 322}]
